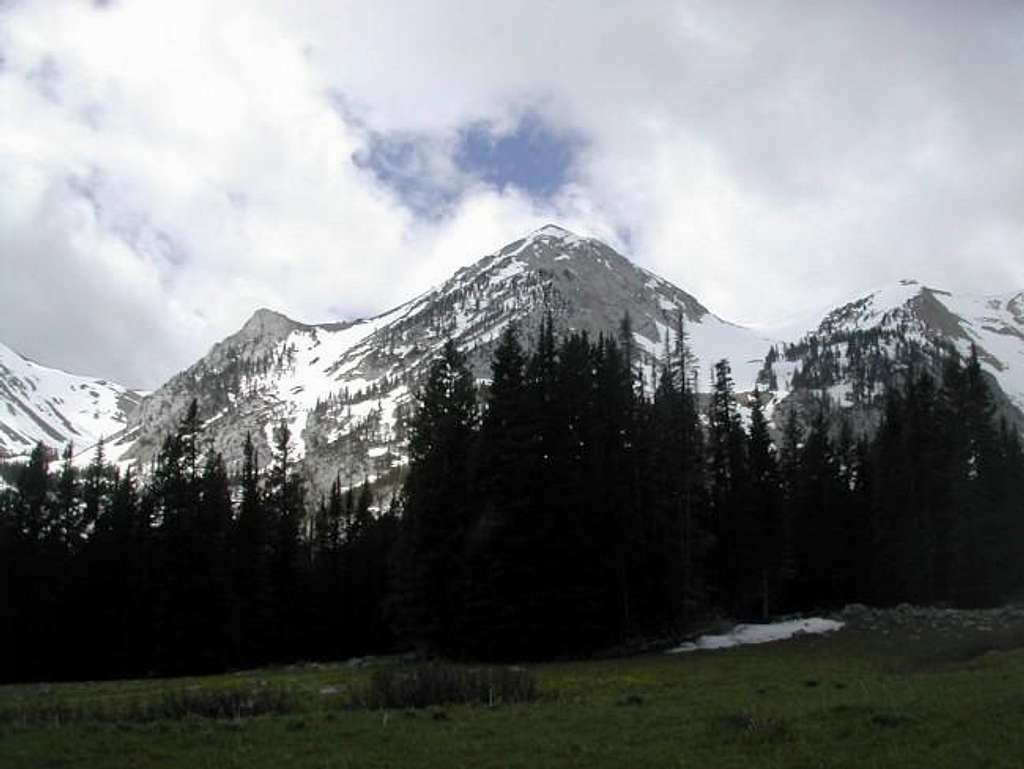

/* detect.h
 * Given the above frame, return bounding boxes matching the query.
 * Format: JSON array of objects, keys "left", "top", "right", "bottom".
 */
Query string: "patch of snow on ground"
[{"left": 667, "top": 618, "right": 844, "bottom": 654}]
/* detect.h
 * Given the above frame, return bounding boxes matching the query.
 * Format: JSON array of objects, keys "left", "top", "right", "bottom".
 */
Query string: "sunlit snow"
[{"left": 667, "top": 618, "right": 844, "bottom": 653}]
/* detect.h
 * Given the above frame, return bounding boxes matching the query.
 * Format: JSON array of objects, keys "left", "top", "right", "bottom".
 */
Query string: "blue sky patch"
[
  {"left": 455, "top": 113, "right": 580, "bottom": 199},
  {"left": 353, "top": 131, "right": 457, "bottom": 217},
  {"left": 353, "top": 112, "right": 581, "bottom": 218}
]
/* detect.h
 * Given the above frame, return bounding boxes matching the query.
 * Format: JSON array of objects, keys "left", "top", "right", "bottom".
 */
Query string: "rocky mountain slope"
[
  {"left": 758, "top": 279, "right": 1024, "bottom": 428},
  {"left": 121, "top": 225, "right": 776, "bottom": 492},
  {"left": 7, "top": 228, "right": 1022, "bottom": 492},
  {"left": 0, "top": 340, "right": 142, "bottom": 460}
]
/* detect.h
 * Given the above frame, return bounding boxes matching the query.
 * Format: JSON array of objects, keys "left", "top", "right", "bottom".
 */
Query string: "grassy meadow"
[{"left": 3, "top": 620, "right": 1024, "bottom": 769}]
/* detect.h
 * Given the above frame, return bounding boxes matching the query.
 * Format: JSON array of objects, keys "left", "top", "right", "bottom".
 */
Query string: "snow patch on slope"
[
  {"left": 667, "top": 618, "right": 844, "bottom": 653},
  {"left": 943, "top": 290, "right": 1024, "bottom": 413},
  {"left": 0, "top": 341, "right": 139, "bottom": 458}
]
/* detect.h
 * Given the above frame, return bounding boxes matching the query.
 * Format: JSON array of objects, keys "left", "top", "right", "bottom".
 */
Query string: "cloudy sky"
[{"left": 2, "top": 1, "right": 1023, "bottom": 388}]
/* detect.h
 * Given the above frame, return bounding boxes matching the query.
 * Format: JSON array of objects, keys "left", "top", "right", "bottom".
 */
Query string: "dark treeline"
[
  {"left": 389, "top": 318, "right": 1024, "bottom": 659},
  {"left": 2, "top": 316, "right": 1024, "bottom": 681},
  {"left": 0, "top": 403, "right": 397, "bottom": 683}
]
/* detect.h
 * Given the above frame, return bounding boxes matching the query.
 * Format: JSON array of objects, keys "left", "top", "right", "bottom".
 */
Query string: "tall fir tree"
[
  {"left": 747, "top": 388, "right": 785, "bottom": 618},
  {"left": 265, "top": 420, "right": 308, "bottom": 659},
  {"left": 233, "top": 431, "right": 274, "bottom": 666},
  {"left": 457, "top": 323, "right": 537, "bottom": 657},
  {"left": 391, "top": 340, "right": 478, "bottom": 654},
  {"left": 706, "top": 359, "right": 750, "bottom": 613}
]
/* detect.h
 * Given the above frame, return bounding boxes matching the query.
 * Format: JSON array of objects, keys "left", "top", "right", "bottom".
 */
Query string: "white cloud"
[{"left": 2, "top": 0, "right": 1023, "bottom": 386}]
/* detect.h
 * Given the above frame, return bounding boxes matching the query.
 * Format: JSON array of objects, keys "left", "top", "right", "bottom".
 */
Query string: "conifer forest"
[{"left": 2, "top": 317, "right": 1023, "bottom": 683}]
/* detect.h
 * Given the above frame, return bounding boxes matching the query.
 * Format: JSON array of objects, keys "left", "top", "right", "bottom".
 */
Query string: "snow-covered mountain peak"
[
  {"left": 118, "top": 227, "right": 778, "bottom": 492},
  {"left": 0, "top": 341, "right": 141, "bottom": 459},
  {"left": 243, "top": 307, "right": 301, "bottom": 332},
  {"left": 761, "top": 279, "right": 1024, "bottom": 424},
  {"left": 530, "top": 223, "right": 580, "bottom": 240},
  {"left": 203, "top": 307, "right": 331, "bottom": 371},
  {"left": 233, "top": 307, "right": 305, "bottom": 344},
  {"left": 819, "top": 281, "right": 928, "bottom": 332},
  {"left": 495, "top": 224, "right": 588, "bottom": 261}
]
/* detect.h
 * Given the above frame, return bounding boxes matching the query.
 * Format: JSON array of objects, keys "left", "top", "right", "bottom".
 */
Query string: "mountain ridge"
[
  {"left": 116, "top": 225, "right": 775, "bottom": 491},
  {"left": 759, "top": 279, "right": 1024, "bottom": 432},
  {"left": 4, "top": 226, "right": 1023, "bottom": 488},
  {"left": 0, "top": 340, "right": 143, "bottom": 460}
]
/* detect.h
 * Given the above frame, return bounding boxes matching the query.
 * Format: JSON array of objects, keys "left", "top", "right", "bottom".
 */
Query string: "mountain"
[
  {"left": 121, "top": 225, "right": 776, "bottom": 492},
  {"left": 759, "top": 279, "right": 1024, "bottom": 428},
  {"left": 7, "top": 226, "right": 1023, "bottom": 488},
  {"left": 0, "top": 341, "right": 143, "bottom": 460}
]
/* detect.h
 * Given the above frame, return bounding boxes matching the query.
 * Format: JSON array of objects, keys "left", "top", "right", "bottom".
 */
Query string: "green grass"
[{"left": 3, "top": 624, "right": 1024, "bottom": 768}]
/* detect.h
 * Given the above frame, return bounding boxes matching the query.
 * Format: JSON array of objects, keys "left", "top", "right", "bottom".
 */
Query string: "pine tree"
[
  {"left": 947, "top": 346, "right": 1000, "bottom": 605},
  {"left": 109, "top": 468, "right": 147, "bottom": 676},
  {"left": 593, "top": 330, "right": 641, "bottom": 643},
  {"left": 7, "top": 443, "right": 56, "bottom": 680},
  {"left": 747, "top": 388, "right": 784, "bottom": 618},
  {"left": 458, "top": 323, "right": 542, "bottom": 657},
  {"left": 391, "top": 340, "right": 478, "bottom": 654},
  {"left": 195, "top": 450, "right": 234, "bottom": 671},
  {"left": 233, "top": 432, "right": 273, "bottom": 667},
  {"left": 994, "top": 419, "right": 1024, "bottom": 596},
  {"left": 645, "top": 361, "right": 698, "bottom": 631},
  {"left": 16, "top": 442, "right": 50, "bottom": 542},
  {"left": 790, "top": 405, "right": 843, "bottom": 608},
  {"left": 265, "top": 420, "right": 308, "bottom": 660},
  {"left": 777, "top": 407, "right": 803, "bottom": 603},
  {"left": 81, "top": 438, "right": 109, "bottom": 536},
  {"left": 354, "top": 478, "right": 374, "bottom": 536},
  {"left": 706, "top": 359, "right": 750, "bottom": 613},
  {"left": 54, "top": 442, "right": 81, "bottom": 550}
]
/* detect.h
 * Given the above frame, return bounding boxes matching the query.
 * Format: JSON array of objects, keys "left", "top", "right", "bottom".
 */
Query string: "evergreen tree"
[
  {"left": 81, "top": 438, "right": 109, "bottom": 536},
  {"left": 457, "top": 323, "right": 534, "bottom": 657},
  {"left": 706, "top": 359, "right": 750, "bottom": 613},
  {"left": 5, "top": 319, "right": 1024, "bottom": 682},
  {"left": 233, "top": 432, "right": 273, "bottom": 667},
  {"left": 645, "top": 356, "right": 706, "bottom": 632},
  {"left": 54, "top": 442, "right": 81, "bottom": 550},
  {"left": 148, "top": 401, "right": 215, "bottom": 674},
  {"left": 747, "top": 388, "right": 784, "bottom": 618},
  {"left": 946, "top": 347, "right": 1000, "bottom": 606},
  {"left": 16, "top": 442, "right": 50, "bottom": 542},
  {"left": 354, "top": 478, "right": 374, "bottom": 536},
  {"left": 790, "top": 405, "right": 843, "bottom": 609},
  {"left": 12, "top": 443, "right": 62, "bottom": 679},
  {"left": 194, "top": 450, "right": 234, "bottom": 670},
  {"left": 391, "top": 339, "right": 478, "bottom": 654},
  {"left": 265, "top": 421, "right": 308, "bottom": 659}
]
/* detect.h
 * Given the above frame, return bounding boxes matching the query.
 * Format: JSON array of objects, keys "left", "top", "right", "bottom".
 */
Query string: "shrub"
[
  {"left": 351, "top": 664, "right": 536, "bottom": 710},
  {"left": 0, "top": 699, "right": 80, "bottom": 727},
  {"left": 0, "top": 685, "right": 298, "bottom": 727},
  {"left": 153, "top": 686, "right": 297, "bottom": 720}
]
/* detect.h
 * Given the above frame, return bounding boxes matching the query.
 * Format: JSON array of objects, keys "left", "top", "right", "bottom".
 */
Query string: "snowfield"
[
  {"left": 667, "top": 617, "right": 844, "bottom": 653},
  {"left": 0, "top": 340, "right": 140, "bottom": 460}
]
